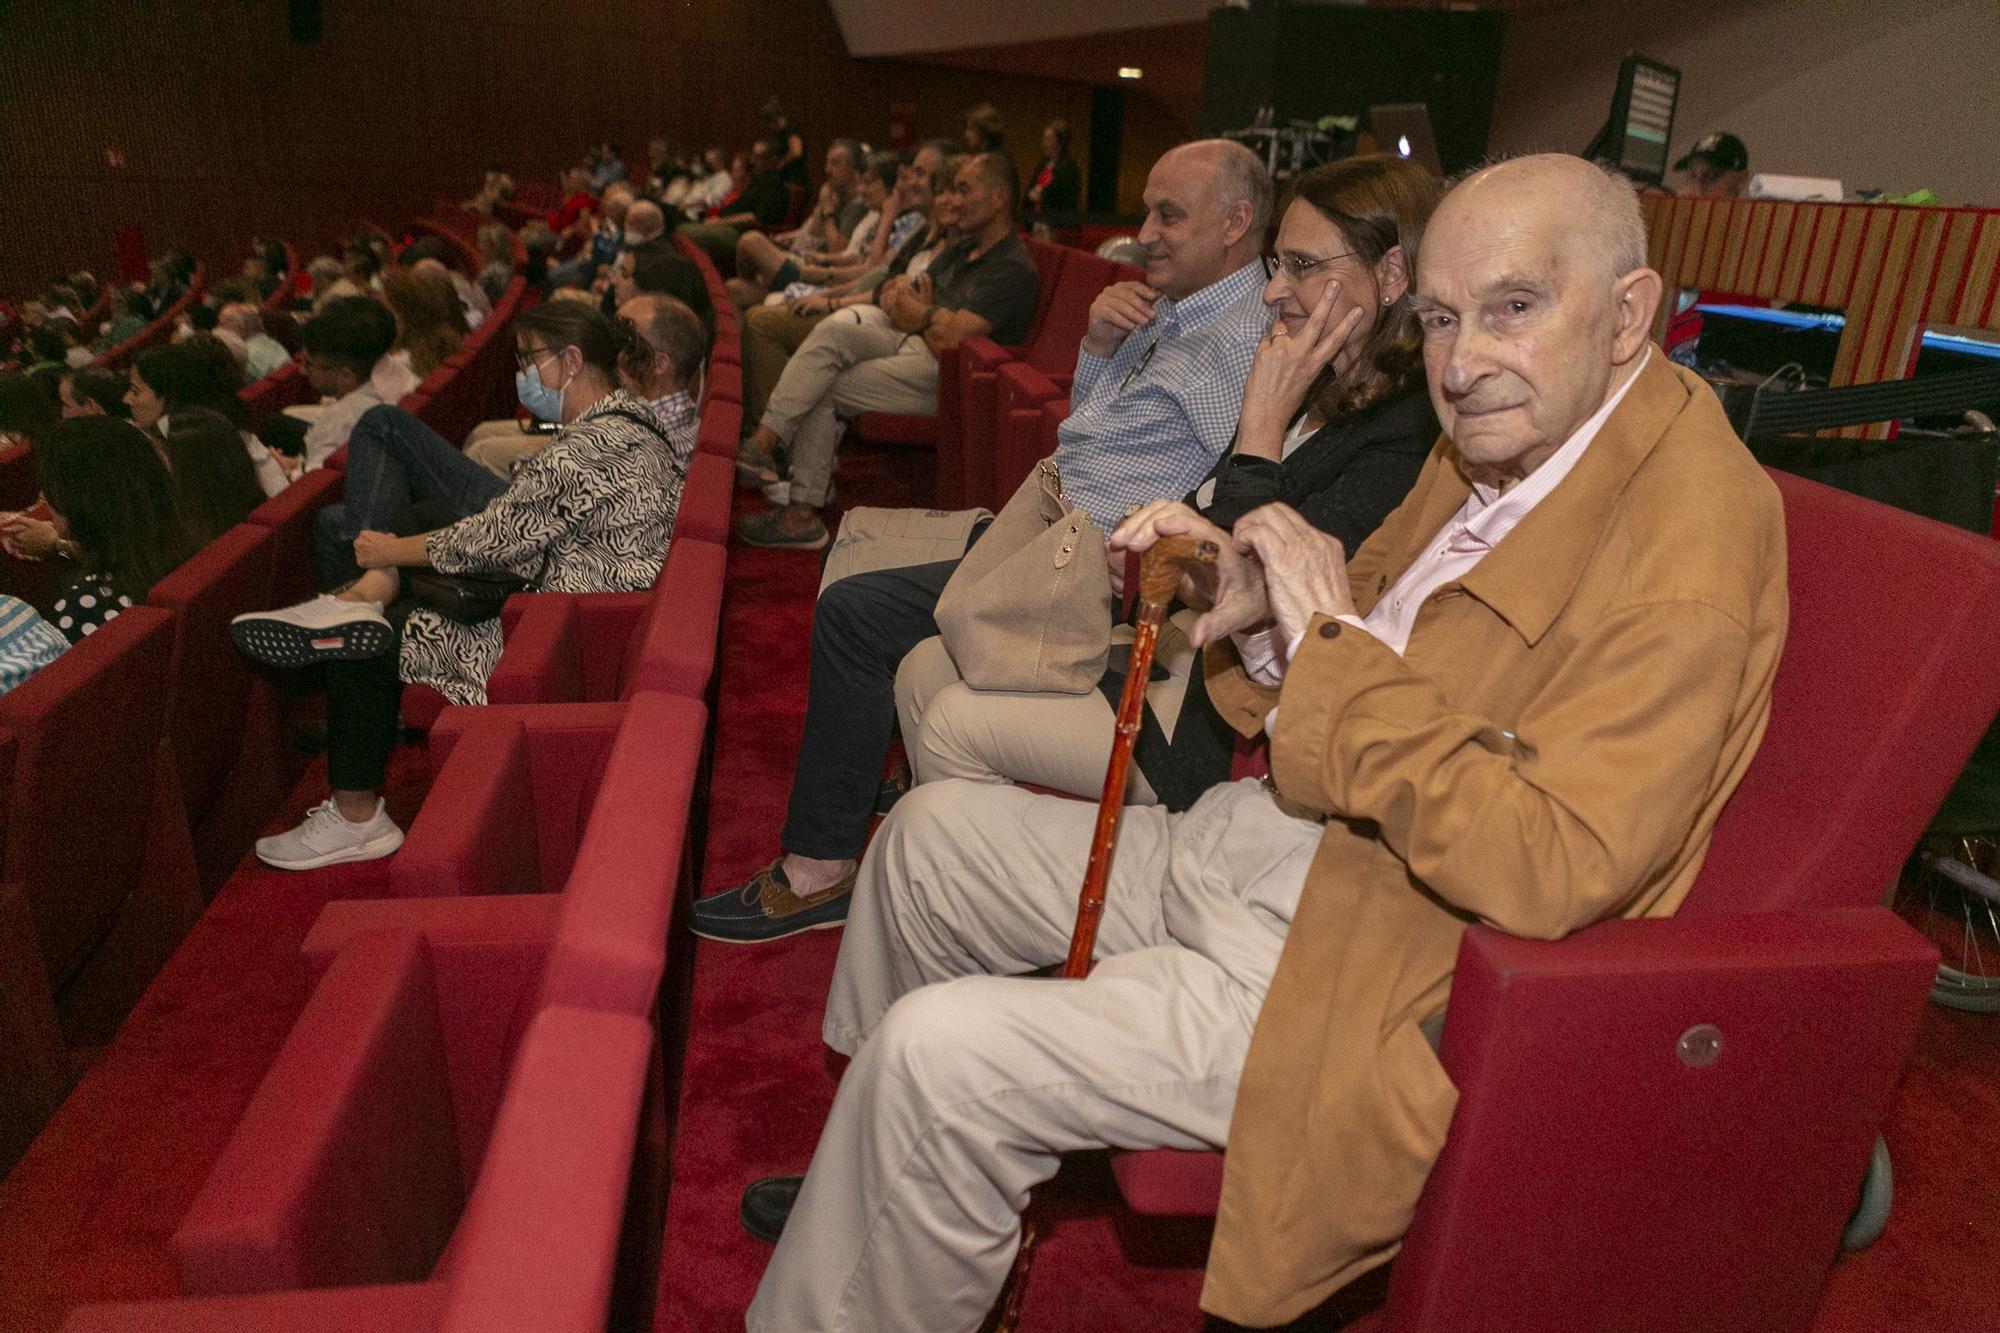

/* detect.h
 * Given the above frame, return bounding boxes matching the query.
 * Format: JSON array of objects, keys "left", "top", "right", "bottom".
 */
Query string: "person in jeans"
[
  {"left": 692, "top": 139, "right": 1272, "bottom": 943},
  {"left": 231, "top": 302, "right": 679, "bottom": 871}
]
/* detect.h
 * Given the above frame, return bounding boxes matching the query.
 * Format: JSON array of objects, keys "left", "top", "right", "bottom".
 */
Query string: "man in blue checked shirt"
[{"left": 693, "top": 139, "right": 1274, "bottom": 945}]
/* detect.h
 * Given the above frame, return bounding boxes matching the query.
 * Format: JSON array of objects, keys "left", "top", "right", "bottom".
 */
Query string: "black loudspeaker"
[{"left": 288, "top": 0, "right": 322, "bottom": 44}]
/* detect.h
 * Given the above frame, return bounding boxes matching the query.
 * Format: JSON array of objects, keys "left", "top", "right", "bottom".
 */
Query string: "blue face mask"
[{"left": 515, "top": 353, "right": 573, "bottom": 423}]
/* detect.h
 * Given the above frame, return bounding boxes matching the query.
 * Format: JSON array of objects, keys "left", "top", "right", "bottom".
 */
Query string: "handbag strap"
[{"left": 597, "top": 406, "right": 688, "bottom": 481}]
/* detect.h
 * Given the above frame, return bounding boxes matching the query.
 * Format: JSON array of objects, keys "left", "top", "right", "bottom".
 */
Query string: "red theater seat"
[
  {"left": 675, "top": 452, "right": 733, "bottom": 546},
  {"left": 146, "top": 522, "right": 288, "bottom": 893},
  {"left": 0, "top": 606, "right": 198, "bottom": 1164},
  {"left": 993, "top": 363, "right": 1065, "bottom": 505},
  {"left": 165, "top": 692, "right": 702, "bottom": 1301},
  {"left": 484, "top": 536, "right": 727, "bottom": 708},
  {"left": 245, "top": 468, "right": 343, "bottom": 605},
  {"left": 1106, "top": 469, "right": 2000, "bottom": 1333}
]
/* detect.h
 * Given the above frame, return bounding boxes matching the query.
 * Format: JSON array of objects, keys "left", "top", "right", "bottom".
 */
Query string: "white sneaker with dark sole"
[
  {"left": 231, "top": 595, "right": 394, "bottom": 668},
  {"left": 255, "top": 797, "right": 405, "bottom": 871}
]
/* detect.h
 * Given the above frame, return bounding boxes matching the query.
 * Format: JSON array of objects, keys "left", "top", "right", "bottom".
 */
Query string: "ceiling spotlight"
[{"left": 1118, "top": 66, "right": 1143, "bottom": 80}]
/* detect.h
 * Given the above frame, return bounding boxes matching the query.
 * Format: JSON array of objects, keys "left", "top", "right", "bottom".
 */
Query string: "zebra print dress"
[{"left": 403, "top": 388, "right": 682, "bottom": 705}]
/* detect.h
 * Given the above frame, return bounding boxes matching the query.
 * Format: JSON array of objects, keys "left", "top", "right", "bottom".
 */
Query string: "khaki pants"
[
  {"left": 747, "top": 778, "right": 1323, "bottom": 1333},
  {"left": 461, "top": 417, "right": 545, "bottom": 479},
  {"left": 892, "top": 612, "right": 1203, "bottom": 807},
  {"left": 743, "top": 302, "right": 828, "bottom": 428},
  {"left": 763, "top": 315, "right": 937, "bottom": 508}
]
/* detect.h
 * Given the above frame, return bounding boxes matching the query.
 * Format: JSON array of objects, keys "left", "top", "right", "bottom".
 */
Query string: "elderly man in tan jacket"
[{"left": 742, "top": 154, "right": 1789, "bottom": 1332}]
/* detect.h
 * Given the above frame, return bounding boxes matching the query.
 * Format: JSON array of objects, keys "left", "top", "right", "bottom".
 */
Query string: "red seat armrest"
[{"left": 486, "top": 594, "right": 582, "bottom": 706}]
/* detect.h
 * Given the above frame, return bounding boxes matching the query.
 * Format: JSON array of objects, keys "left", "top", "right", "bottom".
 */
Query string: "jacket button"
[{"left": 1318, "top": 621, "right": 1341, "bottom": 640}]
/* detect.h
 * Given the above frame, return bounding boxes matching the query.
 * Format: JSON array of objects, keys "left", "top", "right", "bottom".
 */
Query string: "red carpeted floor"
[{"left": 1, "top": 446, "right": 1996, "bottom": 1333}]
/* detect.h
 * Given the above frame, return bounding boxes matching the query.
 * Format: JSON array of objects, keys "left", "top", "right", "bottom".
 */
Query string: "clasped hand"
[{"left": 1107, "top": 501, "right": 1354, "bottom": 651}]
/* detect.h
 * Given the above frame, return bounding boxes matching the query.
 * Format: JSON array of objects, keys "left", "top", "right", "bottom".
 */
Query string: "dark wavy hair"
[
  {"left": 62, "top": 366, "right": 132, "bottom": 419},
  {"left": 163, "top": 406, "right": 264, "bottom": 542},
  {"left": 1287, "top": 154, "right": 1442, "bottom": 418},
  {"left": 40, "top": 416, "right": 200, "bottom": 596},
  {"left": 0, "top": 371, "right": 58, "bottom": 445},
  {"left": 514, "top": 300, "right": 653, "bottom": 386},
  {"left": 134, "top": 339, "right": 245, "bottom": 427}
]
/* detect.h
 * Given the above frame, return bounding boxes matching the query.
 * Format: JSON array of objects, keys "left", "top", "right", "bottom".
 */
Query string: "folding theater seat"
[
  {"left": 244, "top": 467, "right": 343, "bottom": 605},
  {"left": 1100, "top": 469, "right": 2000, "bottom": 1333},
  {"left": 932, "top": 337, "right": 1013, "bottom": 511},
  {"left": 483, "top": 535, "right": 727, "bottom": 710},
  {"left": 696, "top": 396, "right": 743, "bottom": 459},
  {"left": 992, "top": 361, "right": 1066, "bottom": 506},
  {"left": 62, "top": 1002, "right": 655, "bottom": 1333},
  {"left": 146, "top": 522, "right": 289, "bottom": 894},
  {"left": 0, "top": 606, "right": 198, "bottom": 1165},
  {"left": 146, "top": 689, "right": 705, "bottom": 1317}
]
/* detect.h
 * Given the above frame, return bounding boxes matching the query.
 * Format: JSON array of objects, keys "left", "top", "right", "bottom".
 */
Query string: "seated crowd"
[{"left": 2, "top": 100, "right": 1796, "bottom": 1333}]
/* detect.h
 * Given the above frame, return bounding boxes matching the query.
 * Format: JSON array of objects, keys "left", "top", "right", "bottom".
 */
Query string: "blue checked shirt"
[{"left": 1054, "top": 260, "right": 1269, "bottom": 534}]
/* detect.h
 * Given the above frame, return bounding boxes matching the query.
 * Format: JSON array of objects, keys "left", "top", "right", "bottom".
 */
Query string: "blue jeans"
[{"left": 313, "top": 405, "right": 509, "bottom": 588}]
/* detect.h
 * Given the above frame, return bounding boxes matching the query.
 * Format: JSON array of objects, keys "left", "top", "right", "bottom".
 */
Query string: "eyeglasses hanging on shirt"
[{"left": 1120, "top": 338, "right": 1159, "bottom": 392}]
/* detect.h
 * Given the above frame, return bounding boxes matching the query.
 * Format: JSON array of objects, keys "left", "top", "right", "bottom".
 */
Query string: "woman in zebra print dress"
[{"left": 231, "top": 300, "right": 683, "bottom": 870}]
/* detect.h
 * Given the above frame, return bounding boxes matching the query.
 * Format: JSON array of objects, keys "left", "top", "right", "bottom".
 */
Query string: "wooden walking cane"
[{"left": 990, "top": 532, "right": 1218, "bottom": 1333}]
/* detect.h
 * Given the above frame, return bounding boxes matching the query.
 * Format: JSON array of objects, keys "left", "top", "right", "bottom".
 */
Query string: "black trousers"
[
  {"left": 780, "top": 557, "right": 962, "bottom": 860},
  {"left": 320, "top": 406, "right": 505, "bottom": 792}
]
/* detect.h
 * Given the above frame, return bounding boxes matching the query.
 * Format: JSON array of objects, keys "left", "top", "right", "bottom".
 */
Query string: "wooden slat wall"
[{"left": 1643, "top": 195, "right": 2000, "bottom": 439}]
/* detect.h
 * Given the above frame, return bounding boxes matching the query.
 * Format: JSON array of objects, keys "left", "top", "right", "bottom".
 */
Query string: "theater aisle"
[{"left": 656, "top": 459, "right": 2000, "bottom": 1331}]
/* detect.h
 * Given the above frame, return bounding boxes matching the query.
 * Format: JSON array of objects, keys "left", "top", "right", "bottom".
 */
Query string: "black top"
[
  {"left": 929, "top": 231, "right": 1041, "bottom": 347},
  {"left": 739, "top": 170, "right": 791, "bottom": 227},
  {"left": 1030, "top": 156, "right": 1081, "bottom": 215},
  {"left": 49, "top": 570, "right": 136, "bottom": 645},
  {"left": 1109, "top": 384, "right": 1439, "bottom": 811}
]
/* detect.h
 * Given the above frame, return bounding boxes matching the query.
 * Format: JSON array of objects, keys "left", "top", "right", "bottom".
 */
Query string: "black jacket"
[{"left": 1112, "top": 384, "right": 1439, "bottom": 810}]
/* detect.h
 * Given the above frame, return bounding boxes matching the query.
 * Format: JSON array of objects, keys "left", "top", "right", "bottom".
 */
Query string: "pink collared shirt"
[{"left": 1241, "top": 350, "right": 1651, "bottom": 718}]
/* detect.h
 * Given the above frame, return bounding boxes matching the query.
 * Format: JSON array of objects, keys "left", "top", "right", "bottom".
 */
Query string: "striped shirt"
[
  {"left": 1053, "top": 260, "right": 1269, "bottom": 534},
  {"left": 0, "top": 594, "right": 69, "bottom": 694}
]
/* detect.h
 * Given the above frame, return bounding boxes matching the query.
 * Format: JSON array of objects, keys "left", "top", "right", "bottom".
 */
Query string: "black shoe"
[
  {"left": 741, "top": 1174, "right": 803, "bottom": 1243},
  {"left": 690, "top": 858, "right": 856, "bottom": 944}
]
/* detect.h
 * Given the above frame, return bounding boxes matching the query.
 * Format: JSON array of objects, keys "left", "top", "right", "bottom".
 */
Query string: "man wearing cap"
[{"left": 1674, "top": 132, "right": 1750, "bottom": 199}]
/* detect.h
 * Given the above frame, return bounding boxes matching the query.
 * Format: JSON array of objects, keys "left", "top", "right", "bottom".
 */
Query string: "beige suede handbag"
[{"left": 934, "top": 458, "right": 1113, "bottom": 694}]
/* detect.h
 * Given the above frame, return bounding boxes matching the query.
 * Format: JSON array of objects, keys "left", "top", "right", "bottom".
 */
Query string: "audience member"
[
  {"left": 463, "top": 163, "right": 517, "bottom": 215},
  {"left": 0, "top": 371, "right": 58, "bottom": 448},
  {"left": 680, "top": 139, "right": 792, "bottom": 268},
  {"left": 58, "top": 366, "right": 131, "bottom": 419},
  {"left": 382, "top": 264, "right": 468, "bottom": 378},
  {"left": 291, "top": 296, "right": 419, "bottom": 470},
  {"left": 681, "top": 146, "right": 734, "bottom": 217},
  {"left": 230, "top": 301, "right": 681, "bottom": 870},
  {"left": 162, "top": 405, "right": 266, "bottom": 541},
  {"left": 401, "top": 237, "right": 492, "bottom": 327},
  {"left": 730, "top": 149, "right": 908, "bottom": 309},
  {"left": 737, "top": 149, "right": 951, "bottom": 427},
  {"left": 550, "top": 164, "right": 597, "bottom": 234},
  {"left": 0, "top": 594, "right": 69, "bottom": 694},
  {"left": 897, "top": 154, "right": 1442, "bottom": 810},
  {"left": 618, "top": 293, "right": 706, "bottom": 467},
  {"left": 738, "top": 154, "right": 1789, "bottom": 1333},
  {"left": 92, "top": 288, "right": 147, "bottom": 351},
  {"left": 1674, "top": 131, "right": 1750, "bottom": 199},
  {"left": 693, "top": 138, "right": 1270, "bottom": 939},
  {"left": 1025, "top": 118, "right": 1080, "bottom": 215},
  {"left": 962, "top": 102, "right": 1005, "bottom": 152},
  {"left": 734, "top": 151, "right": 1041, "bottom": 550},
  {"left": 38, "top": 416, "right": 201, "bottom": 643},
  {"left": 604, "top": 245, "right": 714, "bottom": 349},
  {"left": 762, "top": 97, "right": 810, "bottom": 187},
  {"left": 218, "top": 302, "right": 292, "bottom": 379},
  {"left": 130, "top": 339, "right": 293, "bottom": 496},
  {"left": 476, "top": 223, "right": 517, "bottom": 304},
  {"left": 588, "top": 140, "right": 629, "bottom": 194}
]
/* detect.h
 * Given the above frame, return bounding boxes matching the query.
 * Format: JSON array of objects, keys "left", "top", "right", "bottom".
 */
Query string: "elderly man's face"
[
  {"left": 950, "top": 163, "right": 1001, "bottom": 235},
  {"left": 1136, "top": 149, "right": 1245, "bottom": 302},
  {"left": 826, "top": 148, "right": 857, "bottom": 191},
  {"left": 1413, "top": 182, "right": 1636, "bottom": 482}
]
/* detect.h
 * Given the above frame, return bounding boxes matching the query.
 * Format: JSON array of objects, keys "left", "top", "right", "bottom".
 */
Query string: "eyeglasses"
[
  {"left": 514, "top": 345, "right": 560, "bottom": 372},
  {"left": 1264, "top": 250, "right": 1355, "bottom": 283}
]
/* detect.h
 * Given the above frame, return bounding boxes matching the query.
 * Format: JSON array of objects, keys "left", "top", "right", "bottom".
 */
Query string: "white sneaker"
[
  {"left": 255, "top": 797, "right": 404, "bottom": 871},
  {"left": 231, "top": 595, "right": 393, "bottom": 668},
  {"left": 760, "top": 479, "right": 791, "bottom": 506}
]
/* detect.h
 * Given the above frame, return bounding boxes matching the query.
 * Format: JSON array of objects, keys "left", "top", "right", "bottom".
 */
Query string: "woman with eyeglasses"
[
  {"left": 893, "top": 154, "right": 1443, "bottom": 813},
  {"left": 229, "top": 300, "right": 682, "bottom": 871}
]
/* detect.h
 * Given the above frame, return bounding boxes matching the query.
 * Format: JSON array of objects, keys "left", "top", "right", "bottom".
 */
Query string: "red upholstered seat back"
[
  {"left": 146, "top": 523, "right": 276, "bottom": 823},
  {"left": 1686, "top": 468, "right": 2000, "bottom": 917},
  {"left": 674, "top": 453, "right": 733, "bottom": 546},
  {"left": 617, "top": 538, "right": 726, "bottom": 702},
  {"left": 1022, "top": 251, "right": 1118, "bottom": 378},
  {"left": 535, "top": 690, "right": 708, "bottom": 1017},
  {"left": 0, "top": 606, "right": 176, "bottom": 1002},
  {"left": 246, "top": 467, "right": 343, "bottom": 604},
  {"left": 1013, "top": 238, "right": 1066, "bottom": 355}
]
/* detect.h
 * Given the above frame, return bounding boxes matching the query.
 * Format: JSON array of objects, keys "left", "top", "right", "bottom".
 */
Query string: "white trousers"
[
  {"left": 892, "top": 614, "right": 1203, "bottom": 808},
  {"left": 745, "top": 778, "right": 1324, "bottom": 1333}
]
